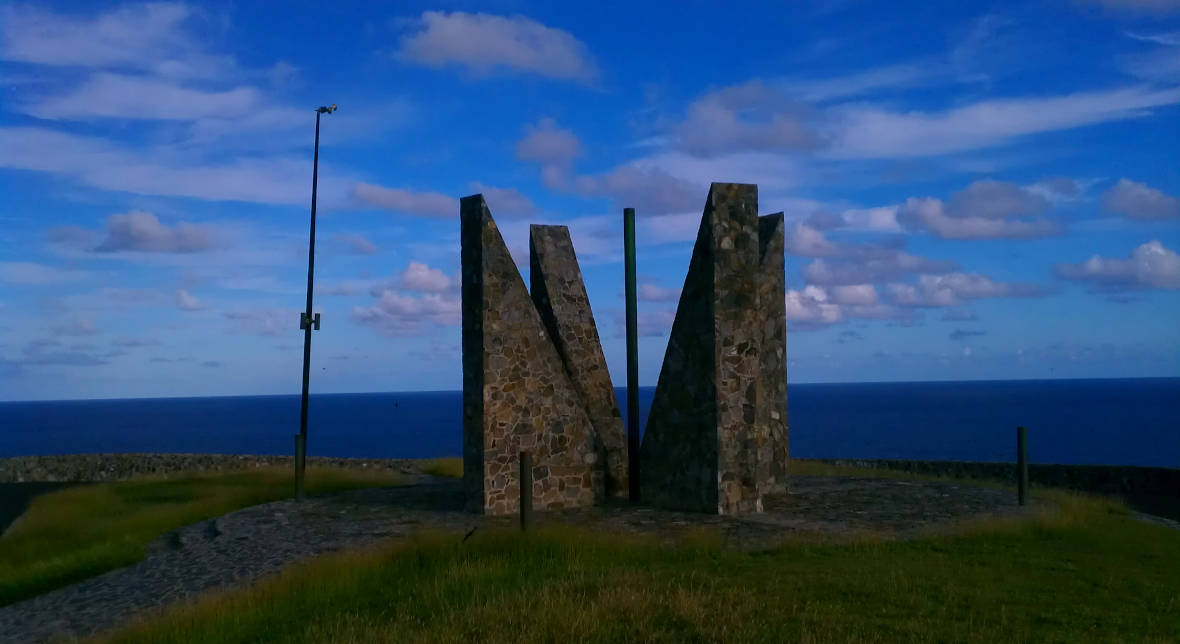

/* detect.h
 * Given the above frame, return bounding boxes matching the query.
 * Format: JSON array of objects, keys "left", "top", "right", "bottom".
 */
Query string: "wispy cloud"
[
  {"left": 0, "top": 127, "right": 329, "bottom": 204},
  {"left": 1100, "top": 179, "right": 1180, "bottom": 220},
  {"left": 0, "top": 261, "right": 93, "bottom": 285},
  {"left": 828, "top": 86, "right": 1180, "bottom": 159},
  {"left": 0, "top": 3, "right": 231, "bottom": 78},
  {"left": 394, "top": 11, "right": 598, "bottom": 83},
  {"left": 1056, "top": 240, "right": 1180, "bottom": 290}
]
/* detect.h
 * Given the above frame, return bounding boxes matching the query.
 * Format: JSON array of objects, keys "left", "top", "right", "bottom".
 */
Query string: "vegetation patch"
[
  {"left": 0, "top": 467, "right": 401, "bottom": 607},
  {"left": 104, "top": 492, "right": 1179, "bottom": 643},
  {"left": 421, "top": 457, "right": 463, "bottom": 479}
]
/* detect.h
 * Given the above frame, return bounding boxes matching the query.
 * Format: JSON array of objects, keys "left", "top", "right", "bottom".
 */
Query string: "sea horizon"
[
  {"left": 2, "top": 375, "right": 1175, "bottom": 405},
  {"left": 2, "top": 378, "right": 1177, "bottom": 469}
]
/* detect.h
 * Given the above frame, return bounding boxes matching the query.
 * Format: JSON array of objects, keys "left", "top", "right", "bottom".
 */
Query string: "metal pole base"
[
  {"left": 295, "top": 433, "right": 306, "bottom": 501},
  {"left": 519, "top": 451, "right": 533, "bottom": 530}
]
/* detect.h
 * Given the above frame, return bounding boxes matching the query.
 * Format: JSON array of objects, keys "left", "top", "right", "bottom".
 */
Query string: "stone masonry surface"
[
  {"left": 758, "top": 213, "right": 789, "bottom": 494},
  {"left": 0, "top": 453, "right": 421, "bottom": 483},
  {"left": 0, "top": 474, "right": 1044, "bottom": 644},
  {"left": 530, "top": 224, "right": 628, "bottom": 500},
  {"left": 641, "top": 183, "right": 763, "bottom": 515},
  {"left": 461, "top": 195, "right": 598, "bottom": 515}
]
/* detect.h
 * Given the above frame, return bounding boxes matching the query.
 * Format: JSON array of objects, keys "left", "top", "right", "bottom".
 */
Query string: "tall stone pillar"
[
  {"left": 639, "top": 183, "right": 763, "bottom": 515},
  {"left": 460, "top": 195, "right": 598, "bottom": 515},
  {"left": 757, "top": 213, "right": 788, "bottom": 494},
  {"left": 530, "top": 225, "right": 628, "bottom": 500}
]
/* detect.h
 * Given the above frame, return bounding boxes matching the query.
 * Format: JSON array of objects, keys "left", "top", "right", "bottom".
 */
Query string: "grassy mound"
[
  {"left": 0, "top": 467, "right": 401, "bottom": 607},
  {"left": 104, "top": 492, "right": 1179, "bottom": 643}
]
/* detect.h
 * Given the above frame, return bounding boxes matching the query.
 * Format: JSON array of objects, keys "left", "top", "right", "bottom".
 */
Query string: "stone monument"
[
  {"left": 530, "top": 225, "right": 629, "bottom": 499},
  {"left": 460, "top": 195, "right": 600, "bottom": 515},
  {"left": 757, "top": 213, "right": 789, "bottom": 495},
  {"left": 460, "top": 182, "right": 787, "bottom": 517}
]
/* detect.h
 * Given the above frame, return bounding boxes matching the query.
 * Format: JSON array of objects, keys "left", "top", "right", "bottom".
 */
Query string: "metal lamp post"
[{"left": 295, "top": 103, "right": 336, "bottom": 500}]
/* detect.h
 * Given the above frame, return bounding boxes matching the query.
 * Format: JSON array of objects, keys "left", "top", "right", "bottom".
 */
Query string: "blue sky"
[{"left": 1, "top": 0, "right": 1178, "bottom": 401}]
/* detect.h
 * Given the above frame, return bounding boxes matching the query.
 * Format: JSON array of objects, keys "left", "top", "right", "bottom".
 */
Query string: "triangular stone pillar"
[
  {"left": 757, "top": 213, "right": 789, "bottom": 495},
  {"left": 460, "top": 195, "right": 599, "bottom": 515},
  {"left": 639, "top": 183, "right": 763, "bottom": 515},
  {"left": 530, "top": 224, "right": 629, "bottom": 499}
]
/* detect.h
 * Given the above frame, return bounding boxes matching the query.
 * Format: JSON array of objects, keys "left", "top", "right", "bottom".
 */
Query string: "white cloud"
[
  {"left": 175, "top": 289, "right": 203, "bottom": 311},
  {"left": 839, "top": 206, "right": 901, "bottom": 232},
  {"left": 829, "top": 284, "right": 879, "bottom": 306},
  {"left": 638, "top": 283, "right": 680, "bottom": 302},
  {"left": 396, "top": 261, "right": 455, "bottom": 293},
  {"left": 1056, "top": 240, "right": 1180, "bottom": 289},
  {"left": 558, "top": 164, "right": 702, "bottom": 216},
  {"left": 222, "top": 308, "right": 295, "bottom": 336},
  {"left": 468, "top": 183, "right": 536, "bottom": 217},
  {"left": 897, "top": 196, "right": 1058, "bottom": 239},
  {"left": 784, "top": 64, "right": 941, "bottom": 103},
  {"left": 1101, "top": 179, "right": 1180, "bottom": 220},
  {"left": 786, "top": 286, "right": 843, "bottom": 326},
  {"left": 634, "top": 309, "right": 677, "bottom": 337},
  {"left": 785, "top": 223, "right": 839, "bottom": 257},
  {"left": 516, "top": 118, "right": 580, "bottom": 165},
  {"left": 888, "top": 272, "right": 1048, "bottom": 307},
  {"left": 24, "top": 73, "right": 268, "bottom": 122},
  {"left": 352, "top": 291, "right": 462, "bottom": 335},
  {"left": 676, "top": 80, "right": 821, "bottom": 157},
  {"left": 802, "top": 248, "right": 957, "bottom": 286},
  {"left": 828, "top": 85, "right": 1180, "bottom": 158},
  {"left": 0, "top": 127, "right": 326, "bottom": 204},
  {"left": 629, "top": 151, "right": 800, "bottom": 193},
  {"left": 1126, "top": 31, "right": 1180, "bottom": 46},
  {"left": 333, "top": 233, "right": 378, "bottom": 255},
  {"left": 0, "top": 3, "right": 229, "bottom": 78},
  {"left": 945, "top": 180, "right": 1050, "bottom": 220},
  {"left": 352, "top": 182, "right": 454, "bottom": 217},
  {"left": 90, "top": 212, "right": 218, "bottom": 253},
  {"left": 0, "top": 261, "right": 93, "bottom": 285},
  {"left": 395, "top": 11, "right": 598, "bottom": 83}
]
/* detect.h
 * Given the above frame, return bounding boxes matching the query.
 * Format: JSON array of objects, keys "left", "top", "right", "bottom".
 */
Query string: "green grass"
[
  {"left": 104, "top": 492, "right": 1180, "bottom": 643},
  {"left": 0, "top": 467, "right": 401, "bottom": 607},
  {"left": 419, "top": 457, "right": 1009, "bottom": 486},
  {"left": 421, "top": 457, "right": 463, "bottom": 478}
]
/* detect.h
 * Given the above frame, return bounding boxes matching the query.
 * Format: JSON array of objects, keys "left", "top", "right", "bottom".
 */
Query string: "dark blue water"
[{"left": 1, "top": 379, "right": 1177, "bottom": 467}]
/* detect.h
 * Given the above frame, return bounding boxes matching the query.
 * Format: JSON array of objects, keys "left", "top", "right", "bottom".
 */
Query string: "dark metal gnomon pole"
[
  {"left": 624, "top": 207, "right": 640, "bottom": 501},
  {"left": 295, "top": 103, "right": 336, "bottom": 501},
  {"left": 1017, "top": 426, "right": 1029, "bottom": 506}
]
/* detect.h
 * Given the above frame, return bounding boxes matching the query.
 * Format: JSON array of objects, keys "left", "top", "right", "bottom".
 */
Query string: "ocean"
[{"left": 1, "top": 378, "right": 1177, "bottom": 468}]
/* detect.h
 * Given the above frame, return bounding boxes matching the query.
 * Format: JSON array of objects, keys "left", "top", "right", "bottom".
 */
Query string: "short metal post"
[
  {"left": 623, "top": 207, "right": 640, "bottom": 502},
  {"left": 519, "top": 452, "right": 533, "bottom": 530},
  {"left": 1017, "top": 426, "right": 1028, "bottom": 506},
  {"left": 294, "top": 433, "right": 306, "bottom": 500}
]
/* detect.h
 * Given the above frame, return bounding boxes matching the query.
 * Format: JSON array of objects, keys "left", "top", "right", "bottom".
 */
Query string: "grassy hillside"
[
  {"left": 105, "top": 492, "right": 1179, "bottom": 643},
  {"left": 0, "top": 467, "right": 402, "bottom": 607}
]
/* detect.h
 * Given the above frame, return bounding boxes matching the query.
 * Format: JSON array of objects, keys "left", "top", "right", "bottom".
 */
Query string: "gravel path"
[{"left": 0, "top": 475, "right": 1038, "bottom": 643}]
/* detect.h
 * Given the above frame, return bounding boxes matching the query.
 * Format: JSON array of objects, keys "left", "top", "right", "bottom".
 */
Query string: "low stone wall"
[
  {"left": 0, "top": 453, "right": 423, "bottom": 483},
  {"left": 810, "top": 459, "right": 1180, "bottom": 497},
  {"left": 4, "top": 454, "right": 1176, "bottom": 498}
]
